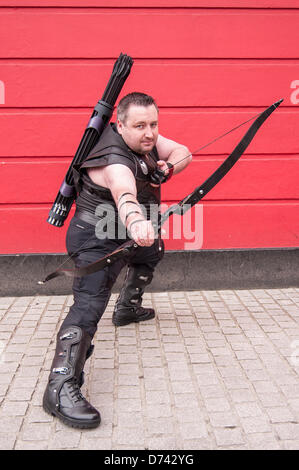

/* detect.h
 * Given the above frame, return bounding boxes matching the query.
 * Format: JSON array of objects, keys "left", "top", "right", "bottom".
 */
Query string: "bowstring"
[{"left": 160, "top": 108, "right": 266, "bottom": 174}]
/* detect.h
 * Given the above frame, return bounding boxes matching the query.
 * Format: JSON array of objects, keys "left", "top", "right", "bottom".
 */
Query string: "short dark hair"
[{"left": 117, "top": 92, "right": 158, "bottom": 123}]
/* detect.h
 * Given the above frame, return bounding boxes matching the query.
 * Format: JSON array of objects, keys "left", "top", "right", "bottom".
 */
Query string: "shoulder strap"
[{"left": 80, "top": 152, "right": 137, "bottom": 176}]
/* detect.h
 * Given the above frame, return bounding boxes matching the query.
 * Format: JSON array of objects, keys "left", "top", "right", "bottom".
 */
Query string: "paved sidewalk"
[{"left": 0, "top": 288, "right": 299, "bottom": 450}]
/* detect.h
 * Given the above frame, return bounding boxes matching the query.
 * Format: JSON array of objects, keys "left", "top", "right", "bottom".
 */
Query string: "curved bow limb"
[
  {"left": 160, "top": 99, "right": 283, "bottom": 224},
  {"left": 38, "top": 239, "right": 138, "bottom": 283},
  {"left": 39, "top": 99, "right": 283, "bottom": 284}
]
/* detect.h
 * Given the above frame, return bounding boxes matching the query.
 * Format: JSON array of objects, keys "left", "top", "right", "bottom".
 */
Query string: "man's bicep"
[
  {"left": 156, "top": 134, "right": 188, "bottom": 160},
  {"left": 104, "top": 164, "right": 137, "bottom": 202}
]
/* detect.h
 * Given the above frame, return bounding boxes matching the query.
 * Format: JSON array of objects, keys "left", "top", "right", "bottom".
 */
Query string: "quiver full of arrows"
[{"left": 47, "top": 53, "right": 134, "bottom": 227}]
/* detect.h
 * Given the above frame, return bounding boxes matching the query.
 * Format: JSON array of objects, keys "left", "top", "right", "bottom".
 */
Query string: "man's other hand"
[{"left": 129, "top": 220, "right": 156, "bottom": 246}]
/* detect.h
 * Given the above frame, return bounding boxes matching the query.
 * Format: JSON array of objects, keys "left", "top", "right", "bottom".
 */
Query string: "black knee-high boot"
[
  {"left": 43, "top": 326, "right": 101, "bottom": 429},
  {"left": 112, "top": 265, "right": 155, "bottom": 326}
]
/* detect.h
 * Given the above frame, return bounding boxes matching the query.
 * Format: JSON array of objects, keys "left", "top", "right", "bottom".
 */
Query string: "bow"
[{"left": 39, "top": 99, "right": 283, "bottom": 284}]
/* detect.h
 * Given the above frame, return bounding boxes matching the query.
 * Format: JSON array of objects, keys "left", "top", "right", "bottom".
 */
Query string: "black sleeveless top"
[{"left": 73, "top": 123, "right": 161, "bottom": 224}]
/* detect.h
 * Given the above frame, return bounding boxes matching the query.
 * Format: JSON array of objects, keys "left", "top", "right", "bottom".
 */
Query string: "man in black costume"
[{"left": 43, "top": 92, "right": 192, "bottom": 428}]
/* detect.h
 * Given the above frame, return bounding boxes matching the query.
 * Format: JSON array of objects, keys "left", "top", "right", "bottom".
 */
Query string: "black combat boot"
[
  {"left": 43, "top": 326, "right": 101, "bottom": 429},
  {"left": 78, "top": 343, "right": 94, "bottom": 388},
  {"left": 112, "top": 265, "right": 155, "bottom": 326}
]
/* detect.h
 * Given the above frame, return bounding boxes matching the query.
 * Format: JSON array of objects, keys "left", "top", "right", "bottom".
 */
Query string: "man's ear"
[{"left": 116, "top": 119, "right": 123, "bottom": 135}]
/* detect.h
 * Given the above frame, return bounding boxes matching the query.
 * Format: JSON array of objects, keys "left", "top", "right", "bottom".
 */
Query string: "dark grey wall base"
[{"left": 1, "top": 248, "right": 298, "bottom": 297}]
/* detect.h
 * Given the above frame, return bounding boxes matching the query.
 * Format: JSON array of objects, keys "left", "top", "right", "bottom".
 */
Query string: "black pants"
[{"left": 61, "top": 216, "right": 164, "bottom": 338}]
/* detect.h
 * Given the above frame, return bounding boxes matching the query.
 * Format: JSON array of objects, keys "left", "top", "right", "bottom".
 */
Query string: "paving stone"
[
  {"left": 266, "top": 406, "right": 296, "bottom": 423},
  {"left": 80, "top": 437, "right": 112, "bottom": 450},
  {"left": 205, "top": 397, "right": 231, "bottom": 412},
  {"left": 0, "top": 433, "right": 16, "bottom": 450},
  {"left": 0, "top": 289, "right": 298, "bottom": 450},
  {"left": 274, "top": 423, "right": 299, "bottom": 440},
  {"left": 21, "top": 422, "right": 52, "bottom": 441},
  {"left": 240, "top": 416, "right": 272, "bottom": 434},
  {"left": 178, "top": 421, "right": 208, "bottom": 439},
  {"left": 208, "top": 411, "right": 239, "bottom": 428},
  {"left": 247, "top": 432, "right": 281, "bottom": 450},
  {"left": 49, "top": 430, "right": 81, "bottom": 449},
  {"left": 214, "top": 427, "right": 244, "bottom": 447},
  {"left": 147, "top": 436, "right": 178, "bottom": 450},
  {"left": 1, "top": 401, "right": 29, "bottom": 416}
]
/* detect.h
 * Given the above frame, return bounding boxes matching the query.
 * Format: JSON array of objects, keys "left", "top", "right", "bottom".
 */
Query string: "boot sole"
[
  {"left": 43, "top": 400, "right": 101, "bottom": 429},
  {"left": 112, "top": 311, "right": 155, "bottom": 327}
]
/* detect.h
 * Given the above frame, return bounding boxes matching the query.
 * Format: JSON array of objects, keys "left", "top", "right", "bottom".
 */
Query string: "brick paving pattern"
[{"left": 0, "top": 288, "right": 299, "bottom": 450}]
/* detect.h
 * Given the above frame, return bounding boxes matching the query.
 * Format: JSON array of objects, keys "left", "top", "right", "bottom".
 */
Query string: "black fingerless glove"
[{"left": 150, "top": 162, "right": 174, "bottom": 185}]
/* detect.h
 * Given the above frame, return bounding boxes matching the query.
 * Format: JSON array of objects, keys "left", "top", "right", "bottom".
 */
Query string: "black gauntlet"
[{"left": 150, "top": 162, "right": 174, "bottom": 185}]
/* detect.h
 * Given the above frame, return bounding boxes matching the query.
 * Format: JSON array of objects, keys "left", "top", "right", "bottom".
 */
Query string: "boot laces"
[{"left": 67, "top": 379, "right": 84, "bottom": 403}]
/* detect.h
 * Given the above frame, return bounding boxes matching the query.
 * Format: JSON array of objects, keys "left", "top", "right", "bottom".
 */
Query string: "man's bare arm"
[
  {"left": 156, "top": 134, "right": 192, "bottom": 175},
  {"left": 88, "top": 164, "right": 155, "bottom": 246}
]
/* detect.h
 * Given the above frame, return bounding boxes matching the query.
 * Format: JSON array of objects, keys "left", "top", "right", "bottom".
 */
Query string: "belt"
[
  {"left": 74, "top": 209, "right": 102, "bottom": 227},
  {"left": 75, "top": 208, "right": 163, "bottom": 251}
]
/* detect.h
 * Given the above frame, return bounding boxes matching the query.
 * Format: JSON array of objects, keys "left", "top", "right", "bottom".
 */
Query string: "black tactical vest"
[{"left": 73, "top": 123, "right": 161, "bottom": 223}]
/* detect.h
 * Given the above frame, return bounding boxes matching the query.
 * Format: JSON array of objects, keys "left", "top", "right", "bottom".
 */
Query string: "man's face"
[{"left": 117, "top": 104, "right": 159, "bottom": 155}]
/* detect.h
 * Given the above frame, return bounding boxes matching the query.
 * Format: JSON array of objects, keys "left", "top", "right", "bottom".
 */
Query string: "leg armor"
[
  {"left": 43, "top": 326, "right": 101, "bottom": 429},
  {"left": 112, "top": 264, "right": 155, "bottom": 326}
]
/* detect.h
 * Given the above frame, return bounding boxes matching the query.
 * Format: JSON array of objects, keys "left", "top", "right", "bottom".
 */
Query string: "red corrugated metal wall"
[{"left": 0, "top": 1, "right": 299, "bottom": 254}]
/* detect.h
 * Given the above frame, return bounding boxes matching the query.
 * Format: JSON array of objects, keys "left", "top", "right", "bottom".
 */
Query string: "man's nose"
[{"left": 144, "top": 126, "right": 154, "bottom": 138}]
